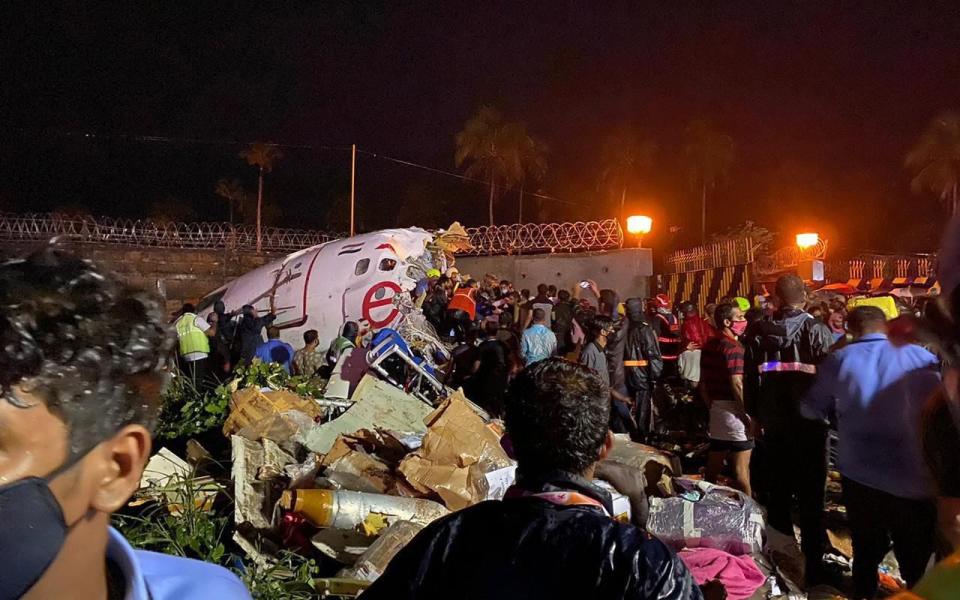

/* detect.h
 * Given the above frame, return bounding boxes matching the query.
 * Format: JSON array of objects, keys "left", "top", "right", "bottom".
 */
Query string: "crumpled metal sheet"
[{"left": 303, "top": 374, "right": 433, "bottom": 455}]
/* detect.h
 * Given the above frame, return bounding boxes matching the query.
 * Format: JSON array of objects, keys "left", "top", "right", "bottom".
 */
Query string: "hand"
[
  {"left": 587, "top": 279, "right": 600, "bottom": 298},
  {"left": 595, "top": 460, "right": 649, "bottom": 529}
]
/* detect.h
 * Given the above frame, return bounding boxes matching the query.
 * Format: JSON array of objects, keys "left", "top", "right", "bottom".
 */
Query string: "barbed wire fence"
[{"left": 0, "top": 212, "right": 624, "bottom": 256}]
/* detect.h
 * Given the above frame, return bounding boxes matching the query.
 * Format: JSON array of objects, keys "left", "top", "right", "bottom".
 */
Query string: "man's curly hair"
[{"left": 0, "top": 244, "right": 174, "bottom": 458}]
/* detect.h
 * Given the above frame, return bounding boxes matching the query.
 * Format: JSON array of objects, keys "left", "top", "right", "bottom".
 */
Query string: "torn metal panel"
[{"left": 304, "top": 375, "right": 433, "bottom": 455}]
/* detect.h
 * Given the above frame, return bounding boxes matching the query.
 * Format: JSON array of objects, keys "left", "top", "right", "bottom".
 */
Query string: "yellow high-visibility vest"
[{"left": 175, "top": 313, "right": 210, "bottom": 356}]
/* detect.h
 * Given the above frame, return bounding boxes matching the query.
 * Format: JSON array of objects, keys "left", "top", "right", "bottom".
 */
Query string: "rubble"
[
  {"left": 398, "top": 390, "right": 513, "bottom": 511},
  {"left": 304, "top": 374, "right": 434, "bottom": 455},
  {"left": 223, "top": 386, "right": 325, "bottom": 440},
  {"left": 338, "top": 520, "right": 424, "bottom": 582},
  {"left": 134, "top": 318, "right": 826, "bottom": 596},
  {"left": 136, "top": 447, "right": 222, "bottom": 514}
]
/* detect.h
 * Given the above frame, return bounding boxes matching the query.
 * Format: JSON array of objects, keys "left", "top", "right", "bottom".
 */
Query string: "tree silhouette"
[
  {"left": 599, "top": 132, "right": 657, "bottom": 221},
  {"left": 240, "top": 142, "right": 284, "bottom": 252},
  {"left": 214, "top": 178, "right": 247, "bottom": 224},
  {"left": 906, "top": 112, "right": 960, "bottom": 217},
  {"left": 684, "top": 120, "right": 735, "bottom": 243},
  {"left": 455, "top": 106, "right": 527, "bottom": 226}
]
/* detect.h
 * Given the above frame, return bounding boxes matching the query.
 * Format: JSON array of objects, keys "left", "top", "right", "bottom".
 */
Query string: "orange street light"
[
  {"left": 796, "top": 232, "right": 819, "bottom": 249},
  {"left": 626, "top": 215, "right": 652, "bottom": 247}
]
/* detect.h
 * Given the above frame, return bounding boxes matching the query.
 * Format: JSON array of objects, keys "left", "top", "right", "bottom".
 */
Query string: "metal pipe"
[{"left": 280, "top": 489, "right": 448, "bottom": 529}]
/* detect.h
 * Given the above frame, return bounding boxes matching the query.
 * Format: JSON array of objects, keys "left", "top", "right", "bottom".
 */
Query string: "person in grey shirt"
[
  {"left": 580, "top": 315, "right": 638, "bottom": 437},
  {"left": 580, "top": 315, "right": 612, "bottom": 387}
]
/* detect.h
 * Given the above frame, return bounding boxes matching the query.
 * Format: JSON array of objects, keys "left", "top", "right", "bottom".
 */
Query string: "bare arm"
[
  {"left": 730, "top": 373, "right": 745, "bottom": 409},
  {"left": 698, "top": 379, "right": 711, "bottom": 408}
]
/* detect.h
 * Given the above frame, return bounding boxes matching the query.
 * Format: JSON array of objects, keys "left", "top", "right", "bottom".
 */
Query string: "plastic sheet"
[{"left": 647, "top": 478, "right": 765, "bottom": 556}]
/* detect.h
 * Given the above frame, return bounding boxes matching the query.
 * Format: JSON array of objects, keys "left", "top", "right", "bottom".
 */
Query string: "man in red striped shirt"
[{"left": 699, "top": 302, "right": 752, "bottom": 496}]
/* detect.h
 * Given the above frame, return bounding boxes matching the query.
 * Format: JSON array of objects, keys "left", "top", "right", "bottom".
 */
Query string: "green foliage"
[
  {"left": 156, "top": 362, "right": 324, "bottom": 440},
  {"left": 155, "top": 376, "right": 231, "bottom": 440},
  {"left": 114, "top": 471, "right": 321, "bottom": 599},
  {"left": 240, "top": 552, "right": 322, "bottom": 600},
  {"left": 114, "top": 472, "right": 229, "bottom": 564}
]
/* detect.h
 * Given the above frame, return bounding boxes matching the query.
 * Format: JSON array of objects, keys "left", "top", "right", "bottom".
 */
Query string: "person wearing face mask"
[
  {"left": 0, "top": 245, "right": 250, "bottom": 600},
  {"left": 701, "top": 302, "right": 753, "bottom": 495}
]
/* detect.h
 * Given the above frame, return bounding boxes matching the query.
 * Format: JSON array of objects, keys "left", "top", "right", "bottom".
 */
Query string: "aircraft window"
[
  {"left": 379, "top": 258, "right": 397, "bottom": 271},
  {"left": 354, "top": 258, "right": 370, "bottom": 276}
]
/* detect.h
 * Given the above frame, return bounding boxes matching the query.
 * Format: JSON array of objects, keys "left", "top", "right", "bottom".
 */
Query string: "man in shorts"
[{"left": 700, "top": 301, "right": 753, "bottom": 495}]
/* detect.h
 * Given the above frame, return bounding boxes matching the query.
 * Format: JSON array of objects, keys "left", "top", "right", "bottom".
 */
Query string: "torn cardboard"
[
  {"left": 223, "top": 387, "right": 325, "bottom": 437},
  {"left": 398, "top": 390, "right": 512, "bottom": 511},
  {"left": 231, "top": 435, "right": 294, "bottom": 530}
]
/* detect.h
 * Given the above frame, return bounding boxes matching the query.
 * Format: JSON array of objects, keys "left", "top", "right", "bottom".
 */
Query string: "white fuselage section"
[{"left": 199, "top": 228, "right": 434, "bottom": 351}]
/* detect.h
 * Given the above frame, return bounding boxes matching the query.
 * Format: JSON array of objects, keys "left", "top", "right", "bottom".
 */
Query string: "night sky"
[{"left": 3, "top": 3, "right": 958, "bottom": 255}]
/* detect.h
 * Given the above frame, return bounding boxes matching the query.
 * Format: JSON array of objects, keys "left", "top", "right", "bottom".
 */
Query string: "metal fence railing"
[
  {"left": 0, "top": 213, "right": 342, "bottom": 253},
  {"left": 462, "top": 219, "right": 624, "bottom": 255},
  {"left": 666, "top": 238, "right": 756, "bottom": 273},
  {"left": 0, "top": 213, "right": 625, "bottom": 256}
]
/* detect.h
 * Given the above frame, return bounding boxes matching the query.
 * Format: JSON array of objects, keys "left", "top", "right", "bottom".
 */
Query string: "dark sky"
[{"left": 2, "top": 2, "right": 957, "bottom": 254}]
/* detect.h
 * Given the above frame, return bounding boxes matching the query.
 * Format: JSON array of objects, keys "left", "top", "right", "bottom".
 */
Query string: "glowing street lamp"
[
  {"left": 626, "top": 215, "right": 653, "bottom": 247},
  {"left": 796, "top": 232, "right": 819, "bottom": 249}
]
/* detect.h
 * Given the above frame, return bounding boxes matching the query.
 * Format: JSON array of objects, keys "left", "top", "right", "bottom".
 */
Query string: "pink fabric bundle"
[{"left": 678, "top": 547, "right": 766, "bottom": 600}]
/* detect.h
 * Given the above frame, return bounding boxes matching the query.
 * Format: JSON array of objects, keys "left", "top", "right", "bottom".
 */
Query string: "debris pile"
[{"left": 131, "top": 324, "right": 817, "bottom": 599}]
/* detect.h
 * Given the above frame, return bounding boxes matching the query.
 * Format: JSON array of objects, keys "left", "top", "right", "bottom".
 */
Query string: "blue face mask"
[{"left": 0, "top": 459, "right": 86, "bottom": 598}]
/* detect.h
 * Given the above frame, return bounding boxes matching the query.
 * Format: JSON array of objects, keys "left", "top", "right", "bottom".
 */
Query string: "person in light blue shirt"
[
  {"left": 0, "top": 246, "right": 250, "bottom": 600},
  {"left": 802, "top": 305, "right": 939, "bottom": 598},
  {"left": 255, "top": 325, "right": 296, "bottom": 373},
  {"left": 521, "top": 307, "right": 558, "bottom": 365}
]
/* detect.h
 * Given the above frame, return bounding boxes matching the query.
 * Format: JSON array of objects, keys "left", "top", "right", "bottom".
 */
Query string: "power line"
[
  {"left": 9, "top": 127, "right": 579, "bottom": 206},
  {"left": 356, "top": 148, "right": 580, "bottom": 206},
  {"left": 10, "top": 128, "right": 348, "bottom": 152}
]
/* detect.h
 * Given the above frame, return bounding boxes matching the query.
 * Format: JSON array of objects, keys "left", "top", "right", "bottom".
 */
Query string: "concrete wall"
[
  {"left": 457, "top": 248, "right": 653, "bottom": 298},
  {"left": 0, "top": 242, "right": 282, "bottom": 316}
]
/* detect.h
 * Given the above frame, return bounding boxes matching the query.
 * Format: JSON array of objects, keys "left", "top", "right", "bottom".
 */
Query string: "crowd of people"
[
  {"left": 408, "top": 268, "right": 960, "bottom": 598},
  {"left": 5, "top": 244, "right": 958, "bottom": 599}
]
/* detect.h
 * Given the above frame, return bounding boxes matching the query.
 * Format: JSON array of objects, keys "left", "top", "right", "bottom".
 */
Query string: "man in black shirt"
[{"left": 364, "top": 359, "right": 702, "bottom": 600}]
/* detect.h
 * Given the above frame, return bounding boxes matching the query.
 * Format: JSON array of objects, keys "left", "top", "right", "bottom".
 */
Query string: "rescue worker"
[
  {"left": 624, "top": 297, "right": 663, "bottom": 441},
  {"left": 445, "top": 278, "right": 478, "bottom": 342},
  {"left": 327, "top": 321, "right": 359, "bottom": 367},
  {"left": 236, "top": 304, "right": 276, "bottom": 366},
  {"left": 173, "top": 303, "right": 216, "bottom": 389},
  {"left": 649, "top": 294, "right": 682, "bottom": 377},
  {"left": 742, "top": 274, "right": 834, "bottom": 587}
]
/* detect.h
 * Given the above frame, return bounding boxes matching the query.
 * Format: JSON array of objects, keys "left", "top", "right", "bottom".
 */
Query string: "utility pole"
[{"left": 350, "top": 144, "right": 357, "bottom": 237}]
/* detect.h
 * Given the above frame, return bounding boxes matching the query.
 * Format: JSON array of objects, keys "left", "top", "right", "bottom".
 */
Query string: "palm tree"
[
  {"left": 240, "top": 142, "right": 284, "bottom": 252},
  {"left": 684, "top": 120, "right": 735, "bottom": 243},
  {"left": 598, "top": 132, "right": 657, "bottom": 221},
  {"left": 455, "top": 106, "right": 526, "bottom": 226},
  {"left": 905, "top": 112, "right": 960, "bottom": 217},
  {"left": 214, "top": 178, "right": 247, "bottom": 224},
  {"left": 517, "top": 134, "right": 548, "bottom": 223}
]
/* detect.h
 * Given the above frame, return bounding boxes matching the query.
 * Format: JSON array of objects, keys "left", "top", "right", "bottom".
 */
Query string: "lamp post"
[
  {"left": 626, "top": 215, "right": 653, "bottom": 248},
  {"left": 795, "top": 233, "right": 824, "bottom": 282},
  {"left": 796, "top": 232, "right": 819, "bottom": 249}
]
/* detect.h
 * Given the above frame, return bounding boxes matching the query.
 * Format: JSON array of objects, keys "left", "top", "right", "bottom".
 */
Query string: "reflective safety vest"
[
  {"left": 447, "top": 288, "right": 477, "bottom": 320},
  {"left": 175, "top": 313, "right": 210, "bottom": 356}
]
